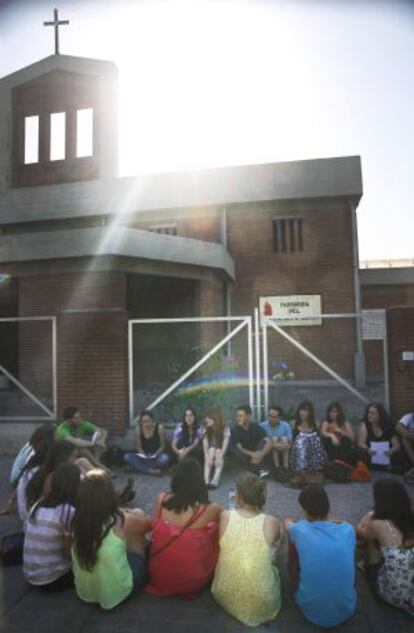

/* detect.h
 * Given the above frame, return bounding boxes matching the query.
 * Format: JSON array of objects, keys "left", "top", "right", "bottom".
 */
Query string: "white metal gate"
[
  {"left": 0, "top": 316, "right": 57, "bottom": 420},
  {"left": 128, "top": 309, "right": 389, "bottom": 424},
  {"left": 128, "top": 316, "right": 254, "bottom": 425}
]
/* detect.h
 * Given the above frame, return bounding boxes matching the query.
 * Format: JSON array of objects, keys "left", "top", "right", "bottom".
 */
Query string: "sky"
[{"left": 0, "top": 0, "right": 413, "bottom": 261}]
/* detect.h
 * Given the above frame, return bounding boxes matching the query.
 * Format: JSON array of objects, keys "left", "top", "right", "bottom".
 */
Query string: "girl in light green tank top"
[
  {"left": 71, "top": 470, "right": 151, "bottom": 610},
  {"left": 212, "top": 473, "right": 282, "bottom": 626}
]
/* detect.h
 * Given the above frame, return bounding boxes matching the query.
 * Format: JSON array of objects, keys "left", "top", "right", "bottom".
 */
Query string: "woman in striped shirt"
[{"left": 23, "top": 463, "right": 80, "bottom": 591}]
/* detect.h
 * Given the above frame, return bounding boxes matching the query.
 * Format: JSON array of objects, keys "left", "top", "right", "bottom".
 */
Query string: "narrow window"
[
  {"left": 289, "top": 218, "right": 295, "bottom": 251},
  {"left": 297, "top": 218, "right": 304, "bottom": 252},
  {"left": 24, "top": 115, "right": 39, "bottom": 164},
  {"left": 273, "top": 219, "right": 279, "bottom": 253},
  {"left": 272, "top": 217, "right": 304, "bottom": 253},
  {"left": 50, "top": 112, "right": 66, "bottom": 161},
  {"left": 76, "top": 108, "right": 93, "bottom": 157},
  {"left": 280, "top": 219, "right": 287, "bottom": 252},
  {"left": 149, "top": 224, "right": 177, "bottom": 236}
]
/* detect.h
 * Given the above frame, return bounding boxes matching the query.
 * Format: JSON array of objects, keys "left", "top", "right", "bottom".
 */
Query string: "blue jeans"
[
  {"left": 127, "top": 552, "right": 147, "bottom": 592},
  {"left": 123, "top": 451, "right": 170, "bottom": 474}
]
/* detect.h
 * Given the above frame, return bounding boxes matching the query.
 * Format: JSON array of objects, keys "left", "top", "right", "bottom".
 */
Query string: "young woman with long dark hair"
[
  {"left": 124, "top": 409, "right": 170, "bottom": 476},
  {"left": 357, "top": 478, "right": 414, "bottom": 615},
  {"left": 289, "top": 401, "right": 327, "bottom": 476},
  {"left": 23, "top": 463, "right": 80, "bottom": 591},
  {"left": 71, "top": 469, "right": 151, "bottom": 610},
  {"left": 320, "top": 402, "right": 356, "bottom": 466},
  {"left": 357, "top": 403, "right": 402, "bottom": 470},
  {"left": 146, "top": 458, "right": 221, "bottom": 598},
  {"left": 171, "top": 407, "right": 204, "bottom": 462},
  {"left": 17, "top": 427, "right": 55, "bottom": 525}
]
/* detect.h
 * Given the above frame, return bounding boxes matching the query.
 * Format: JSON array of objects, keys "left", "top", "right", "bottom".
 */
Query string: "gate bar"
[
  {"left": 262, "top": 319, "right": 269, "bottom": 414},
  {"left": 266, "top": 318, "right": 369, "bottom": 404},
  {"left": 0, "top": 364, "right": 54, "bottom": 418},
  {"left": 254, "top": 308, "right": 261, "bottom": 419},
  {"left": 130, "top": 318, "right": 250, "bottom": 424}
]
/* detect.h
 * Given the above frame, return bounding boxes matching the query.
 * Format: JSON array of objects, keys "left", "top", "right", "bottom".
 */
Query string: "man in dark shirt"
[{"left": 230, "top": 404, "right": 272, "bottom": 476}]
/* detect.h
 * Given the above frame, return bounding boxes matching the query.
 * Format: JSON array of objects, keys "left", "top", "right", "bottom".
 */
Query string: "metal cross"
[{"left": 43, "top": 8, "right": 69, "bottom": 55}]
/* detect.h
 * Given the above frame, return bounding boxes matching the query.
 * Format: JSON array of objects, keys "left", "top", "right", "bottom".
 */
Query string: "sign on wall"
[
  {"left": 362, "top": 309, "right": 386, "bottom": 340},
  {"left": 259, "top": 295, "right": 322, "bottom": 326}
]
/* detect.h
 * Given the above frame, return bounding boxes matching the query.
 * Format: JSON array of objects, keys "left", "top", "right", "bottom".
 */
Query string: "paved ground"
[{"left": 0, "top": 455, "right": 413, "bottom": 633}]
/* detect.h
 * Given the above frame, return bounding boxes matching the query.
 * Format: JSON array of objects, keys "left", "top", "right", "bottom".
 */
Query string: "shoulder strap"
[
  {"left": 157, "top": 493, "right": 167, "bottom": 519},
  {"left": 151, "top": 504, "right": 208, "bottom": 560}
]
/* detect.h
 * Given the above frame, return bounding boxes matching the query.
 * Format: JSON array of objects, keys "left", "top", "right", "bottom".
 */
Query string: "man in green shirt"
[{"left": 56, "top": 406, "right": 108, "bottom": 471}]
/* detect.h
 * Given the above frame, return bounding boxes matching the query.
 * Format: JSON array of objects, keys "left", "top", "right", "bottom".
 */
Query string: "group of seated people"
[
  {"left": 4, "top": 419, "right": 414, "bottom": 625},
  {"left": 120, "top": 400, "right": 414, "bottom": 487}
]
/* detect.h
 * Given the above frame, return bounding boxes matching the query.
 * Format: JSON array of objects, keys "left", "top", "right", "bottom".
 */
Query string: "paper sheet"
[
  {"left": 136, "top": 452, "right": 157, "bottom": 459},
  {"left": 370, "top": 441, "right": 390, "bottom": 466}
]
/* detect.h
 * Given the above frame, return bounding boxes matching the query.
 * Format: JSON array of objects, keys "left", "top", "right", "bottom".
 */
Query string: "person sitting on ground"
[
  {"left": 211, "top": 472, "right": 281, "bottom": 627},
  {"left": 124, "top": 409, "right": 170, "bottom": 476},
  {"left": 171, "top": 407, "right": 204, "bottom": 463},
  {"left": 289, "top": 401, "right": 327, "bottom": 482},
  {"left": 357, "top": 478, "right": 414, "bottom": 616},
  {"left": 0, "top": 424, "right": 55, "bottom": 516},
  {"left": 260, "top": 405, "right": 292, "bottom": 473},
  {"left": 146, "top": 458, "right": 221, "bottom": 599},
  {"left": 357, "top": 402, "right": 402, "bottom": 471},
  {"left": 396, "top": 408, "right": 414, "bottom": 479},
  {"left": 203, "top": 407, "right": 231, "bottom": 489},
  {"left": 229, "top": 404, "right": 272, "bottom": 477},
  {"left": 17, "top": 430, "right": 55, "bottom": 526},
  {"left": 320, "top": 401, "right": 356, "bottom": 465},
  {"left": 285, "top": 485, "right": 357, "bottom": 628},
  {"left": 23, "top": 463, "right": 80, "bottom": 592},
  {"left": 71, "top": 469, "right": 151, "bottom": 610},
  {"left": 25, "top": 440, "right": 94, "bottom": 512},
  {"left": 55, "top": 406, "right": 109, "bottom": 471}
]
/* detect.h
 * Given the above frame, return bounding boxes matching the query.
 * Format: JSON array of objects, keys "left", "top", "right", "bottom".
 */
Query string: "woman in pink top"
[{"left": 146, "top": 458, "right": 221, "bottom": 599}]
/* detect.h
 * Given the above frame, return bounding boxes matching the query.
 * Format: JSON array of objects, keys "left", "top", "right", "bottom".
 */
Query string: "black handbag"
[{"left": 0, "top": 531, "right": 24, "bottom": 566}]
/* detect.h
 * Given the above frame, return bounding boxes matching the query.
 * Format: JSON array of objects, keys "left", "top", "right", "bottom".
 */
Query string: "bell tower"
[{"left": 0, "top": 54, "right": 118, "bottom": 190}]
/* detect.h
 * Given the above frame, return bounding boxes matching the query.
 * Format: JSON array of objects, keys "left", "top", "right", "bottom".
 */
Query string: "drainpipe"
[
  {"left": 349, "top": 199, "right": 366, "bottom": 388},
  {"left": 220, "top": 206, "right": 232, "bottom": 354}
]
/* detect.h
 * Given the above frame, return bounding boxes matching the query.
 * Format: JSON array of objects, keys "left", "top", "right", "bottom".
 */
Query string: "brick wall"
[
  {"left": 18, "top": 271, "right": 128, "bottom": 434},
  {"left": 361, "top": 283, "right": 414, "bottom": 380},
  {"left": 13, "top": 70, "right": 99, "bottom": 187},
  {"left": 227, "top": 201, "right": 357, "bottom": 379},
  {"left": 125, "top": 208, "right": 221, "bottom": 243},
  {"left": 361, "top": 284, "right": 414, "bottom": 310},
  {"left": 387, "top": 306, "right": 414, "bottom": 419}
]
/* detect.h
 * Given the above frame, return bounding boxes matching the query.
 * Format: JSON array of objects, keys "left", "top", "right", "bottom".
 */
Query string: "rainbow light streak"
[{"left": 176, "top": 372, "right": 277, "bottom": 396}]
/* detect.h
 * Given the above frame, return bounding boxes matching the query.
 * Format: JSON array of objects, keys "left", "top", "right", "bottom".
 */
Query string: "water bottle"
[{"left": 227, "top": 487, "right": 236, "bottom": 510}]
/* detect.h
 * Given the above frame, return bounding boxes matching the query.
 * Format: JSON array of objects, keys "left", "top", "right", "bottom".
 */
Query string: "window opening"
[
  {"left": 24, "top": 116, "right": 39, "bottom": 164},
  {"left": 76, "top": 108, "right": 93, "bottom": 157},
  {"left": 149, "top": 224, "right": 178, "bottom": 236},
  {"left": 50, "top": 112, "right": 66, "bottom": 161},
  {"left": 273, "top": 217, "right": 303, "bottom": 253}
]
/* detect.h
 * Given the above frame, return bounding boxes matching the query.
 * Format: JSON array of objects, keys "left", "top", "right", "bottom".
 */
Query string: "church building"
[{"left": 0, "top": 46, "right": 412, "bottom": 436}]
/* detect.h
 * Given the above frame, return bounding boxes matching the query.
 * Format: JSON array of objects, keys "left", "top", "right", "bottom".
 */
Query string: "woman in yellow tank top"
[{"left": 211, "top": 473, "right": 282, "bottom": 626}]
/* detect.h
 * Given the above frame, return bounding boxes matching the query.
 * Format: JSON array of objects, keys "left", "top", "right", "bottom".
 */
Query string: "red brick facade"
[
  {"left": 387, "top": 307, "right": 414, "bottom": 419},
  {"left": 227, "top": 201, "right": 357, "bottom": 379},
  {"left": 19, "top": 272, "right": 128, "bottom": 434},
  {"left": 13, "top": 70, "right": 99, "bottom": 188}
]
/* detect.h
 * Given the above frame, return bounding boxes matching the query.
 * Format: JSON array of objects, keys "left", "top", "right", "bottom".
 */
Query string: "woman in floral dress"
[{"left": 357, "top": 478, "right": 414, "bottom": 616}]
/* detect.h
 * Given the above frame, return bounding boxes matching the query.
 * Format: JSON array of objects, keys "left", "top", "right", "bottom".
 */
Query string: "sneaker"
[
  {"left": 259, "top": 469, "right": 270, "bottom": 479},
  {"left": 207, "top": 482, "right": 218, "bottom": 490}
]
